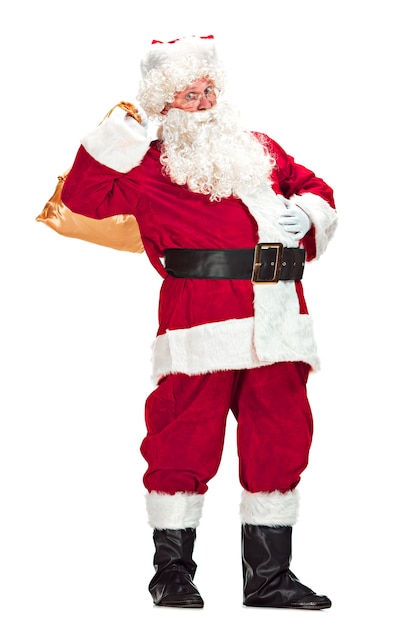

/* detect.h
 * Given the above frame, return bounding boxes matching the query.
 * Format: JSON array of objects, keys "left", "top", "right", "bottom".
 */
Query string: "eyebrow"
[{"left": 183, "top": 83, "right": 214, "bottom": 93}]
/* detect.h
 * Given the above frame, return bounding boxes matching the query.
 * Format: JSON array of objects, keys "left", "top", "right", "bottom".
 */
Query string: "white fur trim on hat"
[
  {"left": 145, "top": 491, "right": 205, "bottom": 529},
  {"left": 240, "top": 489, "right": 300, "bottom": 526},
  {"left": 141, "top": 36, "right": 218, "bottom": 77}
]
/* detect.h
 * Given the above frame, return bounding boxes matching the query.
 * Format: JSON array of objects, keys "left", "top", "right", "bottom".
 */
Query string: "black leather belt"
[{"left": 164, "top": 244, "right": 306, "bottom": 284}]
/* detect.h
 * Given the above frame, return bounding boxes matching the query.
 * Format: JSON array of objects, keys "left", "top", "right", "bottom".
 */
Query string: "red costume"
[
  {"left": 46, "top": 35, "right": 338, "bottom": 610},
  {"left": 62, "top": 136, "right": 336, "bottom": 382},
  {"left": 62, "top": 131, "right": 336, "bottom": 501}
]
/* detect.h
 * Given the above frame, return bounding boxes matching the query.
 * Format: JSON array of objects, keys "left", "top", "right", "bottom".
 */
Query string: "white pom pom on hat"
[{"left": 138, "top": 35, "right": 226, "bottom": 118}]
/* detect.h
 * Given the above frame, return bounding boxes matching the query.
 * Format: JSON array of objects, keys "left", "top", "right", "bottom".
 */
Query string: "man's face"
[{"left": 163, "top": 78, "right": 218, "bottom": 113}]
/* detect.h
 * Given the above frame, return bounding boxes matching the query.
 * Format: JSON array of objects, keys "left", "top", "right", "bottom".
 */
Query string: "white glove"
[{"left": 278, "top": 200, "right": 312, "bottom": 241}]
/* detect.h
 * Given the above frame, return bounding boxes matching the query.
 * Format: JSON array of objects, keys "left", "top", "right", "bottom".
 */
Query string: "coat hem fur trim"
[{"left": 151, "top": 315, "right": 320, "bottom": 384}]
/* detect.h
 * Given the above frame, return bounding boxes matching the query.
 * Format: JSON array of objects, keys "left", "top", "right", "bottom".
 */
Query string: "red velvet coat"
[{"left": 62, "top": 120, "right": 337, "bottom": 383}]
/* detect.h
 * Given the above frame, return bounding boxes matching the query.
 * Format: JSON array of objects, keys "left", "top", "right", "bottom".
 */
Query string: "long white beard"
[{"left": 158, "top": 102, "right": 275, "bottom": 201}]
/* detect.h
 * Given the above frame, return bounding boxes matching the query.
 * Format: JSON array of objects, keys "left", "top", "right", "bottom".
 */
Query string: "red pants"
[{"left": 140, "top": 361, "right": 313, "bottom": 495}]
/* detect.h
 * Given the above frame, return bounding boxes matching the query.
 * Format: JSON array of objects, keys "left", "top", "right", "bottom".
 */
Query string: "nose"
[{"left": 197, "top": 95, "right": 213, "bottom": 110}]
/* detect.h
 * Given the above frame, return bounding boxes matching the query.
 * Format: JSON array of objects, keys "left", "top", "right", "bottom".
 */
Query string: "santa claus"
[{"left": 54, "top": 35, "right": 337, "bottom": 610}]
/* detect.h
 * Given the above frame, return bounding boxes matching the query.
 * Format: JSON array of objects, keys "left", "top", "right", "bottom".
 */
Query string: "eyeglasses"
[{"left": 173, "top": 86, "right": 219, "bottom": 106}]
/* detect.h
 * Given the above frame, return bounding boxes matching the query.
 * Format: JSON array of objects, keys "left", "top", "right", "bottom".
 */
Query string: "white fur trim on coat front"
[
  {"left": 82, "top": 105, "right": 151, "bottom": 173},
  {"left": 290, "top": 192, "right": 337, "bottom": 259},
  {"left": 146, "top": 491, "right": 205, "bottom": 529},
  {"left": 239, "top": 186, "right": 317, "bottom": 363},
  {"left": 240, "top": 489, "right": 300, "bottom": 526}
]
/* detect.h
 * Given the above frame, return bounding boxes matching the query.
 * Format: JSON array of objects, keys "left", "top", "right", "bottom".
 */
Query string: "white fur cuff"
[
  {"left": 240, "top": 489, "right": 299, "bottom": 526},
  {"left": 145, "top": 491, "right": 205, "bottom": 529},
  {"left": 82, "top": 106, "right": 151, "bottom": 173},
  {"left": 290, "top": 192, "right": 337, "bottom": 259}
]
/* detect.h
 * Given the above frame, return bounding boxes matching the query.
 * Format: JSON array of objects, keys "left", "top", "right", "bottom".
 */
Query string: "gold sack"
[
  {"left": 36, "top": 172, "right": 144, "bottom": 253},
  {"left": 36, "top": 102, "right": 144, "bottom": 253}
]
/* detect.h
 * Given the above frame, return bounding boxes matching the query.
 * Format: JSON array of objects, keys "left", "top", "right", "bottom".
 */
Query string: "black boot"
[
  {"left": 242, "top": 524, "right": 331, "bottom": 609},
  {"left": 149, "top": 528, "right": 204, "bottom": 608}
]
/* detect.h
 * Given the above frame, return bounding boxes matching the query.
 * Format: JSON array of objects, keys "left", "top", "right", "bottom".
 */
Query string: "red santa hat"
[{"left": 137, "top": 35, "right": 226, "bottom": 118}]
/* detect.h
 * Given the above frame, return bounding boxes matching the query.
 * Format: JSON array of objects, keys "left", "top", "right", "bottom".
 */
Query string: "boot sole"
[
  {"left": 155, "top": 595, "right": 204, "bottom": 608},
  {"left": 155, "top": 602, "right": 204, "bottom": 608},
  {"left": 244, "top": 601, "right": 331, "bottom": 610}
]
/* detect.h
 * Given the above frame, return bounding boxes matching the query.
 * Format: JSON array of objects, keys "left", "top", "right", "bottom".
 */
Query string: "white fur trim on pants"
[
  {"left": 145, "top": 491, "right": 205, "bottom": 529},
  {"left": 240, "top": 489, "right": 300, "bottom": 526}
]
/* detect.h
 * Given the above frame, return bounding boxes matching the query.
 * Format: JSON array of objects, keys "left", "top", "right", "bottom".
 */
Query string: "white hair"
[{"left": 138, "top": 37, "right": 226, "bottom": 118}]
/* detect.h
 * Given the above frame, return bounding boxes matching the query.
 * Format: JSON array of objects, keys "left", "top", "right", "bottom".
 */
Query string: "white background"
[{"left": 1, "top": 1, "right": 416, "bottom": 624}]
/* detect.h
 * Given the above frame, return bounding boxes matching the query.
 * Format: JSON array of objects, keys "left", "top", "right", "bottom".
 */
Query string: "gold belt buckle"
[{"left": 251, "top": 243, "right": 283, "bottom": 284}]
